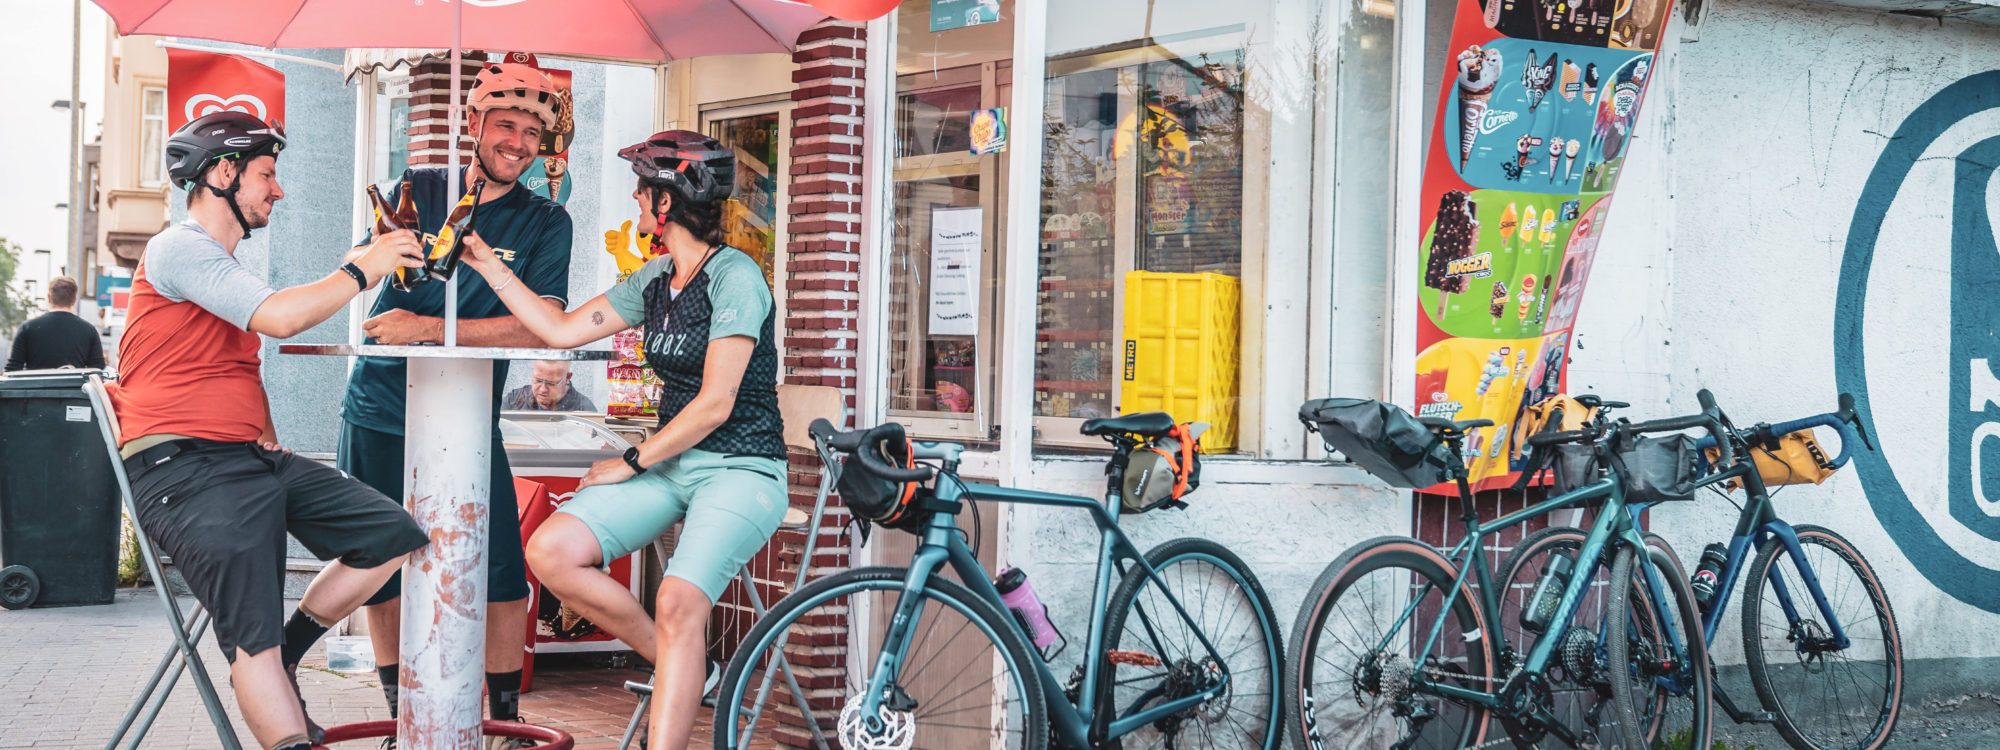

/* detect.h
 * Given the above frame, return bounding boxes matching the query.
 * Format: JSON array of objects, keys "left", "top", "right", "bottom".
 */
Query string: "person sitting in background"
[
  {"left": 6, "top": 276, "right": 106, "bottom": 371},
  {"left": 503, "top": 359, "right": 598, "bottom": 412}
]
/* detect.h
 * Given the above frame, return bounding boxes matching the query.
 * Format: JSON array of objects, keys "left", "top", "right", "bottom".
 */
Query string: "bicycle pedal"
[
  {"left": 1742, "top": 710, "right": 1777, "bottom": 724},
  {"left": 1107, "top": 650, "right": 1164, "bottom": 668}
]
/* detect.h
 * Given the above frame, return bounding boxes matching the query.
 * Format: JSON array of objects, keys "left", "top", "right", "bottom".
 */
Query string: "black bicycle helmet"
[
  {"left": 617, "top": 130, "right": 734, "bottom": 205},
  {"left": 164, "top": 111, "right": 287, "bottom": 239}
]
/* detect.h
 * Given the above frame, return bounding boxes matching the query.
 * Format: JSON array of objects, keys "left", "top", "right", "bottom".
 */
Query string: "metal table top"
[{"left": 278, "top": 344, "right": 618, "bottom": 361}]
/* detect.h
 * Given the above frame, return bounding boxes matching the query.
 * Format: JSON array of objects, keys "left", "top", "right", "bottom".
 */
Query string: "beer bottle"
[
  {"left": 366, "top": 184, "right": 401, "bottom": 235},
  {"left": 424, "top": 178, "right": 486, "bottom": 281},
  {"left": 388, "top": 179, "right": 429, "bottom": 292}
]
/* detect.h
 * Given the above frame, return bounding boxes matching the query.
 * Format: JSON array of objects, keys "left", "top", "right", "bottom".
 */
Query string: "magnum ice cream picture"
[
  {"left": 1424, "top": 190, "right": 1485, "bottom": 317},
  {"left": 1456, "top": 46, "right": 1504, "bottom": 171}
]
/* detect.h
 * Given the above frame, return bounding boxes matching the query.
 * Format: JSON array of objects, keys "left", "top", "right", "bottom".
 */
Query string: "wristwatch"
[{"left": 622, "top": 446, "right": 648, "bottom": 474}]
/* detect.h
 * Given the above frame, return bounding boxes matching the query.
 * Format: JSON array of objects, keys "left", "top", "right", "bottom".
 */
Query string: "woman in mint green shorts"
[{"left": 462, "top": 130, "right": 783, "bottom": 750}]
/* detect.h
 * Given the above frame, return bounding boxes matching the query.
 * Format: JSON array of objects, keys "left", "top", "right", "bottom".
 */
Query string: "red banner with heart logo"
[{"left": 167, "top": 48, "right": 286, "bottom": 133}]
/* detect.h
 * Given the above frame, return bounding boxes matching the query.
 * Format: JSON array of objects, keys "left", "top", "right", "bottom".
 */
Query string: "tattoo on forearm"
[{"left": 591, "top": 310, "right": 605, "bottom": 326}]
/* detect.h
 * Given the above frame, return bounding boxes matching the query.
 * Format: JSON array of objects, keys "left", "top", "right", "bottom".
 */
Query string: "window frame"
[
  {"left": 700, "top": 98, "right": 794, "bottom": 385},
  {"left": 139, "top": 85, "right": 168, "bottom": 188}
]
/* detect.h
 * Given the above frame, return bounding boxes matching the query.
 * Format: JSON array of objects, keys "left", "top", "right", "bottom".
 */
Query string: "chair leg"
[
  {"left": 127, "top": 523, "right": 242, "bottom": 749},
  {"left": 737, "top": 569, "right": 832, "bottom": 750},
  {"left": 105, "top": 608, "right": 209, "bottom": 750},
  {"left": 617, "top": 693, "right": 651, "bottom": 750}
]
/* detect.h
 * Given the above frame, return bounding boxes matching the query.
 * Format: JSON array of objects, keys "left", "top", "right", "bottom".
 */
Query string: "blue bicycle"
[
  {"left": 712, "top": 414, "right": 1286, "bottom": 749},
  {"left": 1288, "top": 398, "right": 1724, "bottom": 750},
  {"left": 1499, "top": 390, "right": 1902, "bottom": 750}
]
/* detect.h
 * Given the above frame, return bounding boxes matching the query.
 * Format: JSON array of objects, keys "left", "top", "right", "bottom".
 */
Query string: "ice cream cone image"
[
  {"left": 1548, "top": 138, "right": 1565, "bottom": 182},
  {"left": 1456, "top": 46, "right": 1504, "bottom": 171},
  {"left": 1564, "top": 139, "right": 1581, "bottom": 181},
  {"left": 545, "top": 156, "right": 569, "bottom": 202}
]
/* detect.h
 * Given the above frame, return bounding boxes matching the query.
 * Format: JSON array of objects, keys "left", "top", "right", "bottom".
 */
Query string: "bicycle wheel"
[
  {"left": 1094, "top": 538, "right": 1284, "bottom": 750},
  {"left": 1287, "top": 536, "right": 1492, "bottom": 750},
  {"left": 1605, "top": 541, "right": 1712, "bottom": 750},
  {"left": 1741, "top": 525, "right": 1903, "bottom": 750},
  {"left": 712, "top": 566, "right": 1048, "bottom": 750},
  {"left": 1498, "top": 526, "right": 1676, "bottom": 748}
]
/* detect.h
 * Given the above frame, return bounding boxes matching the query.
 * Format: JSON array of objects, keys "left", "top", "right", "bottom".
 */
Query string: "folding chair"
[
  {"left": 83, "top": 375, "right": 243, "bottom": 750},
  {"left": 617, "top": 385, "right": 845, "bottom": 750}
]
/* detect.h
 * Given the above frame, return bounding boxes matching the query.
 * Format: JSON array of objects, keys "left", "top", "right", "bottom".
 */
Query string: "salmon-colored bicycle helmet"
[{"left": 469, "top": 62, "right": 564, "bottom": 131}]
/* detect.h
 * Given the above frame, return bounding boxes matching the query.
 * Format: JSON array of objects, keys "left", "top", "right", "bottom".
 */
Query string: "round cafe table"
[{"left": 279, "top": 344, "right": 615, "bottom": 748}]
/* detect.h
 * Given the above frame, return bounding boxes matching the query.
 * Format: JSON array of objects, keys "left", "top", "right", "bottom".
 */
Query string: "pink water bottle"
[{"left": 996, "top": 567, "right": 1064, "bottom": 659}]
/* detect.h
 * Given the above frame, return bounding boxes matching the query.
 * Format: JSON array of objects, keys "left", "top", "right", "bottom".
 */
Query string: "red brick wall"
[{"left": 404, "top": 55, "right": 487, "bottom": 168}]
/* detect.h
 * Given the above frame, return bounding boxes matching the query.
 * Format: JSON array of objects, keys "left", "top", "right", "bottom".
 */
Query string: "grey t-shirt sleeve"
[{"left": 146, "top": 226, "right": 277, "bottom": 330}]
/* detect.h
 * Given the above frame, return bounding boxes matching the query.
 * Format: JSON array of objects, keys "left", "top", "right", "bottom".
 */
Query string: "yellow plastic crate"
[{"left": 1121, "top": 271, "right": 1242, "bottom": 451}]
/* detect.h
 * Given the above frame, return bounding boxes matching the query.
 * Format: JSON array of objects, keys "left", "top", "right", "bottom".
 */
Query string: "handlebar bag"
[
  {"left": 1615, "top": 433, "right": 1704, "bottom": 503},
  {"left": 1703, "top": 429, "right": 1838, "bottom": 489},
  {"left": 1300, "top": 398, "right": 1456, "bottom": 489},
  {"left": 834, "top": 423, "right": 931, "bottom": 532}
]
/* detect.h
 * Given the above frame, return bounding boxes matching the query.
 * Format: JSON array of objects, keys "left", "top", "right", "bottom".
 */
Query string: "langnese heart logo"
[{"left": 184, "top": 93, "right": 269, "bottom": 123}]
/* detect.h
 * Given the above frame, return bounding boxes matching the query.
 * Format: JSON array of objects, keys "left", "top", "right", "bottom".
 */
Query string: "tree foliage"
[{"left": 0, "top": 237, "right": 40, "bottom": 336}]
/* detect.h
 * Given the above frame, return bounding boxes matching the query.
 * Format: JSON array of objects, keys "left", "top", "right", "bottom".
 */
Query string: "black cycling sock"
[
  {"left": 487, "top": 670, "right": 523, "bottom": 721},
  {"left": 279, "top": 609, "right": 331, "bottom": 669},
  {"left": 378, "top": 665, "right": 400, "bottom": 717}
]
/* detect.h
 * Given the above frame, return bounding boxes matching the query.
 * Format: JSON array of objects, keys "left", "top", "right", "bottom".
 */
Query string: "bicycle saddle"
[
  {"left": 1417, "top": 416, "right": 1494, "bottom": 435},
  {"left": 1081, "top": 412, "right": 1176, "bottom": 438}
]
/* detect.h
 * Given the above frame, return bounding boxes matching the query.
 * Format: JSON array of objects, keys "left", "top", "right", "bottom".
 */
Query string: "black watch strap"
[
  {"left": 339, "top": 262, "right": 368, "bottom": 291},
  {"left": 623, "top": 446, "right": 647, "bottom": 474}
]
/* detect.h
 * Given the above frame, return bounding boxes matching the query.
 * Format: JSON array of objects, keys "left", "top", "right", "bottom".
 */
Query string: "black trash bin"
[{"left": 0, "top": 368, "right": 120, "bottom": 608}]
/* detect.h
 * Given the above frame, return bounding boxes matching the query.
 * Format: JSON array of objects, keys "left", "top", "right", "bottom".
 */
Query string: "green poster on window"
[{"left": 931, "top": 0, "right": 1000, "bottom": 31}]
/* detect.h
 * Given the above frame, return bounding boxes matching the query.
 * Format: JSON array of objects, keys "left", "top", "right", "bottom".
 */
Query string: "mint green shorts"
[{"left": 555, "top": 449, "right": 788, "bottom": 603}]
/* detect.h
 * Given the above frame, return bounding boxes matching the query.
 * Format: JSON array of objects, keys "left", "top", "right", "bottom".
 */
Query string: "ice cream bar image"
[
  {"left": 1456, "top": 46, "right": 1504, "bottom": 171},
  {"left": 1522, "top": 51, "right": 1558, "bottom": 114},
  {"left": 1583, "top": 63, "right": 1601, "bottom": 105},
  {"left": 1517, "top": 274, "right": 1538, "bottom": 322},
  {"left": 1483, "top": 0, "right": 1502, "bottom": 28},
  {"left": 1561, "top": 60, "right": 1581, "bottom": 102},
  {"left": 1499, "top": 202, "right": 1520, "bottom": 250},
  {"left": 1424, "top": 190, "right": 1479, "bottom": 316},
  {"left": 1539, "top": 208, "right": 1558, "bottom": 244},
  {"left": 1548, "top": 138, "right": 1565, "bottom": 182},
  {"left": 1564, "top": 139, "right": 1581, "bottom": 181},
  {"left": 1516, "top": 135, "right": 1538, "bottom": 170},
  {"left": 1520, "top": 205, "right": 1540, "bottom": 244},
  {"left": 1489, "top": 280, "right": 1509, "bottom": 318}
]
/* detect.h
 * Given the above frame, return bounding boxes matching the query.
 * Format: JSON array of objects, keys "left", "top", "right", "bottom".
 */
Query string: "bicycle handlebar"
[{"left": 813, "top": 419, "right": 939, "bottom": 483}]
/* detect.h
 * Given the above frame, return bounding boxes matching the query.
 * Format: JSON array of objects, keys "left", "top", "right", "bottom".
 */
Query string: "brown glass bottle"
[
  {"left": 424, "top": 178, "right": 486, "bottom": 281},
  {"left": 378, "top": 179, "right": 428, "bottom": 292}
]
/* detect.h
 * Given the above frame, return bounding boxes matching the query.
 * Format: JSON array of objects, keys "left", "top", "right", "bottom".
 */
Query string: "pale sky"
[{"left": 0, "top": 1, "right": 108, "bottom": 296}]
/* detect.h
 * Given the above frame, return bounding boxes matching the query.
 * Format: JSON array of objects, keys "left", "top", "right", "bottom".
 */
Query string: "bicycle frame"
[
  {"left": 854, "top": 454, "right": 1240, "bottom": 749},
  {"left": 1383, "top": 475, "right": 1696, "bottom": 718}
]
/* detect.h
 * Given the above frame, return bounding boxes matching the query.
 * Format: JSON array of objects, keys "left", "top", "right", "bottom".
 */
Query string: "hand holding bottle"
[{"left": 354, "top": 229, "right": 425, "bottom": 290}]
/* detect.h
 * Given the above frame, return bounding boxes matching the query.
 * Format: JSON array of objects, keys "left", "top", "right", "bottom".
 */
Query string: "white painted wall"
[{"left": 1575, "top": 0, "right": 2000, "bottom": 675}]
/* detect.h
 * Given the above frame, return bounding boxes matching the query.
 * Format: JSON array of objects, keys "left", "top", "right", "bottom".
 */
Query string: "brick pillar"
[
  {"left": 404, "top": 55, "right": 488, "bottom": 167},
  {"left": 773, "top": 19, "right": 867, "bottom": 747}
]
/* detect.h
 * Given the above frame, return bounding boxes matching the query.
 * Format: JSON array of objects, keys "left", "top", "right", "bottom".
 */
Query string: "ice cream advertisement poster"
[{"left": 1413, "top": 0, "right": 1669, "bottom": 490}]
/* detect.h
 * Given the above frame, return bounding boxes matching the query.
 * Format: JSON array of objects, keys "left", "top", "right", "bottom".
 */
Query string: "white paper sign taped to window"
[
  {"left": 927, "top": 206, "right": 983, "bottom": 338},
  {"left": 66, "top": 405, "right": 90, "bottom": 422}
]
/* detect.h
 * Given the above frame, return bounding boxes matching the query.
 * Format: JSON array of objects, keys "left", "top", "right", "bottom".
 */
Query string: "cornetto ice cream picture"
[{"left": 1443, "top": 39, "right": 1644, "bottom": 191}]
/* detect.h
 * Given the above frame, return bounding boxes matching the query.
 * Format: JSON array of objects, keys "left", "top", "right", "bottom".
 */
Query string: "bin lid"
[{"left": 0, "top": 368, "right": 105, "bottom": 393}]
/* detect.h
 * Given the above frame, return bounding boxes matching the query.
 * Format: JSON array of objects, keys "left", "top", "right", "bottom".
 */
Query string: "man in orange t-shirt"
[{"left": 112, "top": 111, "right": 428, "bottom": 750}]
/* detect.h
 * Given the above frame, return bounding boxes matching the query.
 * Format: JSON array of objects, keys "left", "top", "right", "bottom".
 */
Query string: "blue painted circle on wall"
[{"left": 1837, "top": 70, "right": 2000, "bottom": 612}]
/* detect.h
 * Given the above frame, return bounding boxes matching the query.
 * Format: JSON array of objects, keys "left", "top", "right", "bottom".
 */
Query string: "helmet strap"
[{"left": 204, "top": 159, "right": 254, "bottom": 240}]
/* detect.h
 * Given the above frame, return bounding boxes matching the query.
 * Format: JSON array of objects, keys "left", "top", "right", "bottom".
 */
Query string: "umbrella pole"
[{"left": 398, "top": 11, "right": 485, "bottom": 750}]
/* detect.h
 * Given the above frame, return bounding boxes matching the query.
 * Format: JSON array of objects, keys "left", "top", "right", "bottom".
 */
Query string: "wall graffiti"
[{"left": 1837, "top": 70, "right": 2000, "bottom": 612}]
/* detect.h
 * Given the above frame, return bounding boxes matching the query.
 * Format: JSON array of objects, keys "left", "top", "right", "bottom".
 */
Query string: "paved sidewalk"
[{"left": 0, "top": 588, "right": 711, "bottom": 749}]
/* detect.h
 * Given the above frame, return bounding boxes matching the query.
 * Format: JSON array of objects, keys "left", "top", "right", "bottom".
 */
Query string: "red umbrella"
[{"left": 92, "top": 0, "right": 831, "bottom": 63}]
